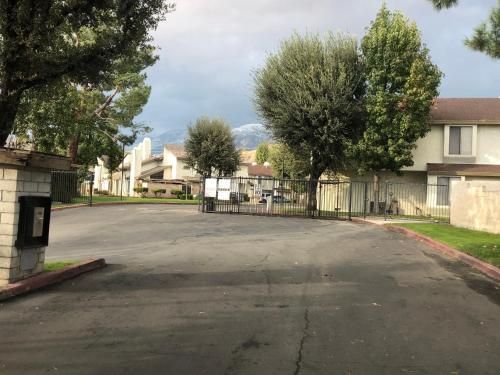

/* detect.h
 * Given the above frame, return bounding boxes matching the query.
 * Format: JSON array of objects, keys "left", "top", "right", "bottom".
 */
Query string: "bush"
[
  {"left": 153, "top": 188, "right": 167, "bottom": 198},
  {"left": 133, "top": 187, "right": 148, "bottom": 197},
  {"left": 178, "top": 194, "right": 194, "bottom": 200},
  {"left": 170, "top": 189, "right": 183, "bottom": 199}
]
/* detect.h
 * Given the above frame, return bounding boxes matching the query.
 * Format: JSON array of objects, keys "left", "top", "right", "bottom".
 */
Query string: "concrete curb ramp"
[
  {"left": 385, "top": 225, "right": 500, "bottom": 283},
  {"left": 0, "top": 258, "right": 106, "bottom": 302}
]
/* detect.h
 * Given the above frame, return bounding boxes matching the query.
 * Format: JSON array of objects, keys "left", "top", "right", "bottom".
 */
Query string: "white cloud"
[{"left": 139, "top": 0, "right": 500, "bottom": 133}]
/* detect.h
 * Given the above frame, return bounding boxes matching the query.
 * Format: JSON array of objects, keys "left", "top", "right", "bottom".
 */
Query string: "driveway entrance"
[{"left": 1, "top": 205, "right": 499, "bottom": 374}]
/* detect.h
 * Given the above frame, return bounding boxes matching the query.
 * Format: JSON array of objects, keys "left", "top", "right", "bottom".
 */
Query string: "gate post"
[
  {"left": 348, "top": 182, "right": 353, "bottom": 221},
  {"left": 238, "top": 177, "right": 241, "bottom": 214},
  {"left": 216, "top": 177, "right": 219, "bottom": 213},
  {"left": 89, "top": 178, "right": 93, "bottom": 207},
  {"left": 384, "top": 182, "right": 389, "bottom": 221},
  {"left": 318, "top": 181, "right": 322, "bottom": 218},
  {"left": 270, "top": 178, "right": 275, "bottom": 216},
  {"left": 363, "top": 182, "right": 368, "bottom": 219},
  {"left": 200, "top": 176, "right": 205, "bottom": 213}
]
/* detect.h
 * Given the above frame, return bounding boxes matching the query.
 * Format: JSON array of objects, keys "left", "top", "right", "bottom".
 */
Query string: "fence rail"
[{"left": 200, "top": 177, "right": 450, "bottom": 222}]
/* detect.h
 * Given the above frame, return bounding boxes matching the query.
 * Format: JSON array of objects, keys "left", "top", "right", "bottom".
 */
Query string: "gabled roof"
[
  {"left": 431, "top": 98, "right": 500, "bottom": 124},
  {"left": 248, "top": 164, "right": 273, "bottom": 177},
  {"left": 139, "top": 165, "right": 168, "bottom": 179},
  {"left": 165, "top": 144, "right": 187, "bottom": 159}
]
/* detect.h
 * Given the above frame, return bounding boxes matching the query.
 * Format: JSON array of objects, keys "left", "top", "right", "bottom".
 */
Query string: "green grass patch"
[
  {"left": 394, "top": 223, "right": 500, "bottom": 267},
  {"left": 53, "top": 196, "right": 199, "bottom": 208},
  {"left": 44, "top": 261, "right": 78, "bottom": 272}
]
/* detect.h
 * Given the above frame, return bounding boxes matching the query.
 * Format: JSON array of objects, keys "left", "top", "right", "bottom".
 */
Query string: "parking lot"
[{"left": 1, "top": 205, "right": 500, "bottom": 374}]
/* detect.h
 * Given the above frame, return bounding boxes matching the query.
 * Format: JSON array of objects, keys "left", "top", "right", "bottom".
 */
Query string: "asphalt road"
[{"left": 1, "top": 205, "right": 500, "bottom": 375}]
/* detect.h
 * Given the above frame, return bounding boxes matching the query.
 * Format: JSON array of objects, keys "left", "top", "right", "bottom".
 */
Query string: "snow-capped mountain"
[
  {"left": 232, "top": 123, "right": 271, "bottom": 150},
  {"left": 148, "top": 123, "right": 271, "bottom": 154}
]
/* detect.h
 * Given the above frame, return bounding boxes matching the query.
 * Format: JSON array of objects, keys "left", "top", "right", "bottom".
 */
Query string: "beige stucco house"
[
  {"left": 94, "top": 140, "right": 202, "bottom": 197},
  {"left": 322, "top": 98, "right": 500, "bottom": 217},
  {"left": 405, "top": 98, "right": 500, "bottom": 184},
  {"left": 93, "top": 139, "right": 275, "bottom": 198}
]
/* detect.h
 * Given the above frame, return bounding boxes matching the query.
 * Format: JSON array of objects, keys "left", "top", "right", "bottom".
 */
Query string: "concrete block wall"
[
  {"left": 450, "top": 181, "right": 500, "bottom": 234},
  {"left": 0, "top": 167, "right": 51, "bottom": 286}
]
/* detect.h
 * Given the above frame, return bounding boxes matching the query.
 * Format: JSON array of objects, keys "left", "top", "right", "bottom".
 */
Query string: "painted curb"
[
  {"left": 0, "top": 258, "right": 106, "bottom": 302},
  {"left": 51, "top": 202, "right": 198, "bottom": 212},
  {"left": 385, "top": 225, "right": 500, "bottom": 283}
]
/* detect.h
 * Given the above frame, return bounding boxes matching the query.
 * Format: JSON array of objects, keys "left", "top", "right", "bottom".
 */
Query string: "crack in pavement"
[
  {"left": 294, "top": 308, "right": 310, "bottom": 375},
  {"left": 263, "top": 270, "right": 272, "bottom": 294}
]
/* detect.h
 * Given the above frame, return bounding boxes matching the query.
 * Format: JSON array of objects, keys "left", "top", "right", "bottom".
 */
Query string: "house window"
[
  {"left": 150, "top": 172, "right": 164, "bottom": 180},
  {"left": 448, "top": 126, "right": 473, "bottom": 156},
  {"left": 436, "top": 176, "right": 460, "bottom": 206}
]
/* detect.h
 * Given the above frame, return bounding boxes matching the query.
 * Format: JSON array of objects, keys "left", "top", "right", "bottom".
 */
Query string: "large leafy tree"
[
  {"left": 354, "top": 6, "right": 442, "bottom": 175},
  {"left": 255, "top": 142, "right": 270, "bottom": 165},
  {"left": 429, "top": 0, "right": 500, "bottom": 58},
  {"left": 0, "top": 0, "right": 173, "bottom": 146},
  {"left": 185, "top": 117, "right": 241, "bottom": 178},
  {"left": 14, "top": 47, "right": 154, "bottom": 165},
  {"left": 254, "top": 33, "right": 365, "bottom": 210},
  {"left": 268, "top": 143, "right": 309, "bottom": 179}
]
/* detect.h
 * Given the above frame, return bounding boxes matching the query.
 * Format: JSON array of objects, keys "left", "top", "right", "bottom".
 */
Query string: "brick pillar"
[{"left": 0, "top": 167, "right": 51, "bottom": 286}]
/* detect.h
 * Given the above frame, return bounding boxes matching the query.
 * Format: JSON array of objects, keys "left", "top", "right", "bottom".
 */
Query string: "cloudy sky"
[{"left": 137, "top": 0, "right": 499, "bottom": 135}]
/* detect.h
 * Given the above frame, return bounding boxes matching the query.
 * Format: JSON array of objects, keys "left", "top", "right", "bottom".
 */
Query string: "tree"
[
  {"left": 429, "top": 0, "right": 500, "bottom": 59},
  {"left": 429, "top": 0, "right": 458, "bottom": 9},
  {"left": 354, "top": 6, "right": 442, "bottom": 176},
  {"left": 268, "top": 144, "right": 309, "bottom": 179},
  {"left": 0, "top": 0, "right": 174, "bottom": 146},
  {"left": 185, "top": 117, "right": 241, "bottom": 177},
  {"left": 256, "top": 142, "right": 270, "bottom": 165},
  {"left": 254, "top": 33, "right": 365, "bottom": 210},
  {"left": 14, "top": 47, "right": 154, "bottom": 165}
]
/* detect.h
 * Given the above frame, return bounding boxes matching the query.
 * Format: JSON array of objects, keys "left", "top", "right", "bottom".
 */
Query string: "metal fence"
[
  {"left": 200, "top": 176, "right": 450, "bottom": 222},
  {"left": 51, "top": 171, "right": 93, "bottom": 206}
]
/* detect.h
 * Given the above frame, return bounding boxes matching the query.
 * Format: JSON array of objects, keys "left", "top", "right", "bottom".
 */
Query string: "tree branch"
[{"left": 95, "top": 86, "right": 120, "bottom": 117}]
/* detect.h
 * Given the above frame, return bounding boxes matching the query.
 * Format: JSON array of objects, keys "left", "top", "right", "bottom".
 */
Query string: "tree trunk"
[
  {"left": 68, "top": 133, "right": 80, "bottom": 164},
  {"left": 0, "top": 91, "right": 22, "bottom": 147},
  {"left": 109, "top": 176, "right": 113, "bottom": 196},
  {"left": 307, "top": 163, "right": 323, "bottom": 213}
]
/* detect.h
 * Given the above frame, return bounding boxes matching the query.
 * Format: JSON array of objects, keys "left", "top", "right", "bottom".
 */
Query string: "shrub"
[
  {"left": 178, "top": 193, "right": 194, "bottom": 200},
  {"left": 170, "top": 189, "right": 183, "bottom": 198},
  {"left": 133, "top": 187, "right": 149, "bottom": 197},
  {"left": 153, "top": 188, "right": 167, "bottom": 198}
]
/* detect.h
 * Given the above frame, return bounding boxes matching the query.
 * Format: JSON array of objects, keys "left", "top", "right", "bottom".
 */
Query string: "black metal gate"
[
  {"left": 200, "top": 177, "right": 450, "bottom": 222},
  {"left": 51, "top": 171, "right": 93, "bottom": 206}
]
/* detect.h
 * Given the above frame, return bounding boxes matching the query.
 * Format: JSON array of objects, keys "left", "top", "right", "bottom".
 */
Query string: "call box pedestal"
[{"left": 0, "top": 149, "right": 71, "bottom": 286}]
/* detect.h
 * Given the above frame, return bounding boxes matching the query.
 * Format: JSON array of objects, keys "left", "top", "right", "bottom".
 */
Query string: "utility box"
[{"left": 16, "top": 196, "right": 52, "bottom": 249}]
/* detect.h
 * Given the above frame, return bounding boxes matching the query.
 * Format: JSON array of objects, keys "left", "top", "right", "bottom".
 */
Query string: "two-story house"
[
  {"left": 340, "top": 98, "right": 500, "bottom": 216},
  {"left": 408, "top": 98, "right": 500, "bottom": 185}
]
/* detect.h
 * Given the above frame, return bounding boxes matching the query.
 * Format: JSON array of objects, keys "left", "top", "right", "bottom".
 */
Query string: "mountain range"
[{"left": 148, "top": 123, "right": 271, "bottom": 154}]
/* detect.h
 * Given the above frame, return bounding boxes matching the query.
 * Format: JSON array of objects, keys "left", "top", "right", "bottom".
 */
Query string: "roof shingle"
[
  {"left": 431, "top": 98, "right": 500, "bottom": 123},
  {"left": 248, "top": 164, "right": 273, "bottom": 177}
]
